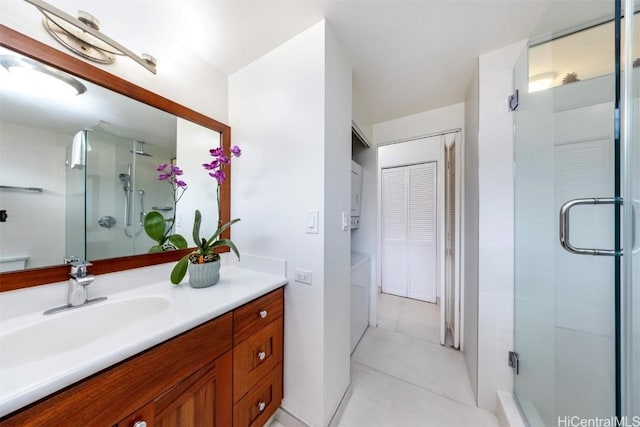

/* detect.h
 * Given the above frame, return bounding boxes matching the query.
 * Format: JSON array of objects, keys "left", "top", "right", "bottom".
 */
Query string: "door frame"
[{"left": 374, "top": 132, "right": 461, "bottom": 346}]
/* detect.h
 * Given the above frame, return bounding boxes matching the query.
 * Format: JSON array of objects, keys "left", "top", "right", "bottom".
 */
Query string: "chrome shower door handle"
[{"left": 559, "top": 197, "right": 621, "bottom": 256}]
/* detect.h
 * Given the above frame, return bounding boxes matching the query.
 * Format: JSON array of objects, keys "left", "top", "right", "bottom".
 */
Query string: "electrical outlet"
[{"left": 294, "top": 269, "right": 312, "bottom": 285}]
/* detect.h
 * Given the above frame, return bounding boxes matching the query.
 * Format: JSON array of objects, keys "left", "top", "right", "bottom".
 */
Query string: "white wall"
[
  {"left": 323, "top": 25, "right": 352, "bottom": 422},
  {"left": 475, "top": 40, "right": 527, "bottom": 412},
  {"left": 463, "top": 59, "right": 480, "bottom": 403},
  {"left": 229, "top": 20, "right": 351, "bottom": 427},
  {"left": 373, "top": 102, "right": 464, "bottom": 145},
  {"left": 174, "top": 118, "right": 221, "bottom": 245},
  {"left": 352, "top": 81, "right": 373, "bottom": 143},
  {"left": 0, "top": 2, "right": 228, "bottom": 123},
  {"left": 0, "top": 121, "right": 67, "bottom": 269}
]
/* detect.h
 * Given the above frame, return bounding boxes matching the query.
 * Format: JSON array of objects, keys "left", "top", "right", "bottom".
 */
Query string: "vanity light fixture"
[
  {"left": 24, "top": 0, "right": 157, "bottom": 74},
  {"left": 0, "top": 54, "right": 86, "bottom": 97}
]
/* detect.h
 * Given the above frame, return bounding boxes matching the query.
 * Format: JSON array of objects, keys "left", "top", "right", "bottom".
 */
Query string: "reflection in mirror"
[
  {"left": 0, "top": 44, "right": 220, "bottom": 272},
  {"left": 84, "top": 129, "right": 177, "bottom": 261}
]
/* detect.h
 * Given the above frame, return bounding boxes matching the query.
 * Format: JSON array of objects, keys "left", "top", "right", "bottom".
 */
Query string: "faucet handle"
[
  {"left": 64, "top": 256, "right": 80, "bottom": 264},
  {"left": 70, "top": 260, "right": 93, "bottom": 277}
]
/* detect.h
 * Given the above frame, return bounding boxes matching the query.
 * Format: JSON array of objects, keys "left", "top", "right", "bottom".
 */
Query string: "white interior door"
[
  {"left": 381, "top": 167, "right": 407, "bottom": 297},
  {"left": 407, "top": 163, "right": 437, "bottom": 302},
  {"left": 381, "top": 163, "right": 437, "bottom": 302}
]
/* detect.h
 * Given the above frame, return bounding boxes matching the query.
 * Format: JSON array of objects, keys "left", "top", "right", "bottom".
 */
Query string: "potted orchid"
[
  {"left": 144, "top": 163, "right": 188, "bottom": 252},
  {"left": 170, "top": 145, "right": 242, "bottom": 287}
]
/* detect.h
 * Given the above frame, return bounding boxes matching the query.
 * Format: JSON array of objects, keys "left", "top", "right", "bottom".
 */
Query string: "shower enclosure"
[
  {"left": 513, "top": 0, "right": 639, "bottom": 424},
  {"left": 66, "top": 129, "right": 176, "bottom": 261}
]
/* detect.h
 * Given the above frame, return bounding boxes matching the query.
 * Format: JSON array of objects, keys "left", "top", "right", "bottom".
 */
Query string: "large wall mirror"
[{"left": 0, "top": 25, "right": 231, "bottom": 291}]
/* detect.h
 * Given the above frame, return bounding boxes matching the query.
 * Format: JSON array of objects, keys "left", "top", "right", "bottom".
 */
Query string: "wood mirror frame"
[{"left": 0, "top": 25, "right": 231, "bottom": 292}]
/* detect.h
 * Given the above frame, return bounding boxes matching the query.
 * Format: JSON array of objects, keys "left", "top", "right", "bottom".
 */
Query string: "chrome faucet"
[
  {"left": 44, "top": 261, "right": 107, "bottom": 315},
  {"left": 68, "top": 261, "right": 95, "bottom": 306}
]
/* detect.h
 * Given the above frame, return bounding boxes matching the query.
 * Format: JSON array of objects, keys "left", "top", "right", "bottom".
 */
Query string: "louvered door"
[
  {"left": 381, "top": 167, "right": 408, "bottom": 297},
  {"left": 381, "top": 163, "right": 437, "bottom": 302}
]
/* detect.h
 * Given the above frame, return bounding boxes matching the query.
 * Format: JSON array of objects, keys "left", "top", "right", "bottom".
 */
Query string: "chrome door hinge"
[
  {"left": 508, "top": 90, "right": 519, "bottom": 111},
  {"left": 508, "top": 351, "right": 519, "bottom": 375}
]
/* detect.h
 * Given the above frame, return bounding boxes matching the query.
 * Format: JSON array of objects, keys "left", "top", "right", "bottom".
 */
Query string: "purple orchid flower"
[
  {"left": 209, "top": 147, "right": 223, "bottom": 157},
  {"left": 202, "top": 160, "right": 220, "bottom": 170},
  {"left": 209, "top": 170, "right": 226, "bottom": 185},
  {"left": 230, "top": 146, "right": 241, "bottom": 157}
]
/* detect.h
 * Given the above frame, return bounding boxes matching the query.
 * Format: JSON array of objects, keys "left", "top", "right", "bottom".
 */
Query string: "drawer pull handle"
[
  {"left": 259, "top": 310, "right": 268, "bottom": 319},
  {"left": 257, "top": 351, "right": 267, "bottom": 361},
  {"left": 258, "top": 401, "right": 266, "bottom": 412},
  {"left": 133, "top": 421, "right": 147, "bottom": 427}
]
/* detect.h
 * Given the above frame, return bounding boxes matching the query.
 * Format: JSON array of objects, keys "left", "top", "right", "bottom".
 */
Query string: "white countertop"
[{"left": 0, "top": 264, "right": 287, "bottom": 417}]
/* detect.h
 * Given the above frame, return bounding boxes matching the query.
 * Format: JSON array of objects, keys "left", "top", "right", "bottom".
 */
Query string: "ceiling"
[{"left": 3, "top": 0, "right": 620, "bottom": 124}]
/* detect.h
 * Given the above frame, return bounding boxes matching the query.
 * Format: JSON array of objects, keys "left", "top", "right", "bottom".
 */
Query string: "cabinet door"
[
  {"left": 155, "top": 351, "right": 232, "bottom": 427},
  {"left": 234, "top": 317, "right": 284, "bottom": 402},
  {"left": 234, "top": 364, "right": 283, "bottom": 427},
  {"left": 119, "top": 351, "right": 232, "bottom": 427}
]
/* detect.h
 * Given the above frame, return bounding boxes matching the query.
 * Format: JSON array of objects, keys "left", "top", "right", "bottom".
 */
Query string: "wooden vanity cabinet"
[
  {"left": 232, "top": 288, "right": 284, "bottom": 427},
  {"left": 0, "top": 287, "right": 284, "bottom": 427}
]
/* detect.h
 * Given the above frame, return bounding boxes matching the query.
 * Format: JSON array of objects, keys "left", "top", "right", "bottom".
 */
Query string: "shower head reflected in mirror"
[
  {"left": 118, "top": 173, "right": 130, "bottom": 191},
  {"left": 131, "top": 140, "right": 152, "bottom": 157}
]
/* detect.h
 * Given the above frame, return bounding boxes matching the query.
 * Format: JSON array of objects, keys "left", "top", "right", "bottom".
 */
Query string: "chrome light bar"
[{"left": 24, "top": 0, "right": 157, "bottom": 74}]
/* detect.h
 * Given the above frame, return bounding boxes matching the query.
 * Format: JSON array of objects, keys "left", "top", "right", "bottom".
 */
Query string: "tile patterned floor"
[
  {"left": 336, "top": 293, "right": 499, "bottom": 427},
  {"left": 377, "top": 293, "right": 441, "bottom": 345},
  {"left": 269, "top": 293, "right": 499, "bottom": 427}
]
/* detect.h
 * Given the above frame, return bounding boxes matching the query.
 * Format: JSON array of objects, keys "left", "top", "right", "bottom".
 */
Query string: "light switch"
[{"left": 305, "top": 210, "right": 319, "bottom": 234}]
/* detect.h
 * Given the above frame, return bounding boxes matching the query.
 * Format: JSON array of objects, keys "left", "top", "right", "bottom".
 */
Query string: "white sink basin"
[{"left": 0, "top": 296, "right": 170, "bottom": 368}]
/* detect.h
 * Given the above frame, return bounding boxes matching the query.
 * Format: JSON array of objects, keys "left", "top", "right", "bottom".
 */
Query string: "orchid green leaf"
[
  {"left": 210, "top": 238, "right": 240, "bottom": 260},
  {"left": 144, "top": 211, "right": 166, "bottom": 242},
  {"left": 168, "top": 234, "right": 188, "bottom": 249},
  {"left": 170, "top": 255, "right": 190, "bottom": 285},
  {"left": 192, "top": 210, "right": 202, "bottom": 250},
  {"left": 205, "top": 218, "right": 241, "bottom": 248},
  {"left": 148, "top": 244, "right": 163, "bottom": 253}
]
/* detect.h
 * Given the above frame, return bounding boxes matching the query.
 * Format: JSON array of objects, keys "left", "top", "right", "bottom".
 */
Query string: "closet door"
[
  {"left": 381, "top": 167, "right": 408, "bottom": 297},
  {"left": 381, "top": 163, "right": 437, "bottom": 302},
  {"left": 407, "top": 163, "right": 437, "bottom": 302}
]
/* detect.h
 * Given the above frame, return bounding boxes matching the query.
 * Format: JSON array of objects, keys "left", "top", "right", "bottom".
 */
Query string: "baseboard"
[
  {"left": 273, "top": 381, "right": 353, "bottom": 427},
  {"left": 328, "top": 381, "right": 353, "bottom": 427},
  {"left": 496, "top": 391, "right": 526, "bottom": 427},
  {"left": 273, "top": 407, "right": 311, "bottom": 427}
]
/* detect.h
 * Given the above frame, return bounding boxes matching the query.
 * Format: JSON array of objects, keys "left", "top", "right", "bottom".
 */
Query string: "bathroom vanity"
[{"left": 0, "top": 265, "right": 286, "bottom": 426}]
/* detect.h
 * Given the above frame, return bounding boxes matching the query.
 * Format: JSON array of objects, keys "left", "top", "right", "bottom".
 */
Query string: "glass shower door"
[
  {"left": 84, "top": 130, "right": 175, "bottom": 261},
  {"left": 623, "top": 0, "right": 640, "bottom": 418},
  {"left": 513, "top": 2, "right": 623, "bottom": 425}
]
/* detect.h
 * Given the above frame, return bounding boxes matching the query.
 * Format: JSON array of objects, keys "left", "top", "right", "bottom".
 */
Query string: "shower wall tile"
[{"left": 555, "top": 327, "right": 615, "bottom": 419}]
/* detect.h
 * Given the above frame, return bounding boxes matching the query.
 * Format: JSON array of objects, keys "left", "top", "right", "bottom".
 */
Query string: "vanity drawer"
[
  {"left": 233, "top": 288, "right": 283, "bottom": 343},
  {"left": 233, "top": 363, "right": 283, "bottom": 427},
  {"left": 233, "top": 316, "right": 283, "bottom": 402}
]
